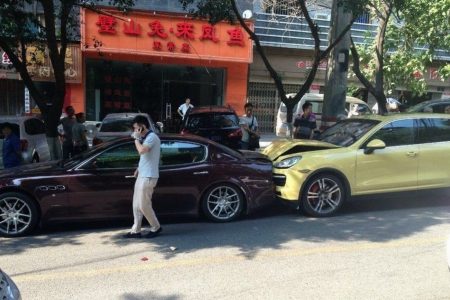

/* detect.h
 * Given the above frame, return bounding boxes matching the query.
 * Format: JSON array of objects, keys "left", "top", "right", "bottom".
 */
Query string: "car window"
[
  {"left": 89, "top": 143, "right": 139, "bottom": 169},
  {"left": 212, "top": 113, "right": 239, "bottom": 128},
  {"left": 185, "top": 114, "right": 211, "bottom": 129},
  {"left": 99, "top": 119, "right": 133, "bottom": 132},
  {"left": 319, "top": 119, "right": 380, "bottom": 147},
  {"left": 24, "top": 118, "right": 46, "bottom": 135},
  {"left": 417, "top": 118, "right": 450, "bottom": 143},
  {"left": 0, "top": 123, "right": 20, "bottom": 139},
  {"left": 430, "top": 104, "right": 448, "bottom": 113},
  {"left": 161, "top": 141, "right": 207, "bottom": 166},
  {"left": 368, "top": 119, "right": 415, "bottom": 147}
]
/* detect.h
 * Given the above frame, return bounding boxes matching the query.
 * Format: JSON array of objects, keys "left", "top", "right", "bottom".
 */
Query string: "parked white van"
[
  {"left": 0, "top": 116, "right": 51, "bottom": 168},
  {"left": 276, "top": 93, "right": 372, "bottom": 137}
]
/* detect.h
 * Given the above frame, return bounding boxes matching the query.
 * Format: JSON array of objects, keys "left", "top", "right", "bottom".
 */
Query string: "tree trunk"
[{"left": 373, "top": 3, "right": 391, "bottom": 115}]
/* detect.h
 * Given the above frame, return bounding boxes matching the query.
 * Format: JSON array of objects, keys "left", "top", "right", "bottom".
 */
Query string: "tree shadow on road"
[
  {"left": 94, "top": 189, "right": 450, "bottom": 260},
  {"left": 121, "top": 291, "right": 182, "bottom": 300},
  {"left": 2, "top": 189, "right": 450, "bottom": 262}
]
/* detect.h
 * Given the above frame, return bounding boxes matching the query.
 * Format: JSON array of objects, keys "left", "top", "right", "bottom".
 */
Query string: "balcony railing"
[{"left": 254, "top": 12, "right": 450, "bottom": 61}]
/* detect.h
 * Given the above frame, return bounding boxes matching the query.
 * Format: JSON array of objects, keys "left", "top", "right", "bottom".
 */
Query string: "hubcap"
[
  {"left": 306, "top": 178, "right": 341, "bottom": 214},
  {"left": 0, "top": 197, "right": 32, "bottom": 235},
  {"left": 207, "top": 186, "right": 240, "bottom": 220}
]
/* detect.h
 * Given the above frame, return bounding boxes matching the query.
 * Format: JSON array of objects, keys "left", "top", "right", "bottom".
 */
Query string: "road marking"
[{"left": 13, "top": 235, "right": 446, "bottom": 283}]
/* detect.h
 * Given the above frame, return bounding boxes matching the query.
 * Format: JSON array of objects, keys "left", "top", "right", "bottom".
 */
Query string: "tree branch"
[{"left": 229, "top": 0, "right": 287, "bottom": 102}]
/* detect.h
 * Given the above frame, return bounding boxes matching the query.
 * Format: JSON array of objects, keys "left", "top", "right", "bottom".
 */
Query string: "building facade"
[{"left": 80, "top": 8, "right": 253, "bottom": 128}]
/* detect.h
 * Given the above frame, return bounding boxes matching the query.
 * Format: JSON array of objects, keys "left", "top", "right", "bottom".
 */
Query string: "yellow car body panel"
[{"left": 268, "top": 113, "right": 450, "bottom": 208}]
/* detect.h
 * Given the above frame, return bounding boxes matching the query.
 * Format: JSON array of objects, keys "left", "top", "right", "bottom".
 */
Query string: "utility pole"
[{"left": 321, "top": 0, "right": 352, "bottom": 129}]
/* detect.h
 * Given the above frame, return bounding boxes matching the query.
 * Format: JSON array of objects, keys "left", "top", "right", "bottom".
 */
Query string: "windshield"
[
  {"left": 319, "top": 119, "right": 380, "bottom": 147},
  {"left": 99, "top": 119, "right": 133, "bottom": 132}
]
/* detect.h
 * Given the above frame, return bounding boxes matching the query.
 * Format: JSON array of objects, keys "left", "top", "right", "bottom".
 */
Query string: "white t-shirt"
[
  {"left": 239, "top": 114, "right": 258, "bottom": 142},
  {"left": 138, "top": 132, "right": 160, "bottom": 178},
  {"left": 178, "top": 103, "right": 194, "bottom": 119}
]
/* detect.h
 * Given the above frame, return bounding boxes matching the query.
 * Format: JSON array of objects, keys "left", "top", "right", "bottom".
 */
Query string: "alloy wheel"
[
  {"left": 206, "top": 186, "right": 241, "bottom": 221},
  {"left": 0, "top": 197, "right": 33, "bottom": 235},
  {"left": 306, "top": 177, "right": 342, "bottom": 215}
]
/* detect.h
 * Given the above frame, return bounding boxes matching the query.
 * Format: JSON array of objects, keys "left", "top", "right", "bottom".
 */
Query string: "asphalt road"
[{"left": 1, "top": 191, "right": 450, "bottom": 300}]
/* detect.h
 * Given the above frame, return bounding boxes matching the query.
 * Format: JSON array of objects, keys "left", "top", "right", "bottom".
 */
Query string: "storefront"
[
  {"left": 0, "top": 45, "right": 83, "bottom": 116},
  {"left": 81, "top": 9, "right": 253, "bottom": 127}
]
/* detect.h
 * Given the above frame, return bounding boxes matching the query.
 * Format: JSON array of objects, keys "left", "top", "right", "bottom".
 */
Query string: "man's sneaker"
[
  {"left": 123, "top": 232, "right": 142, "bottom": 239},
  {"left": 146, "top": 227, "right": 162, "bottom": 238}
]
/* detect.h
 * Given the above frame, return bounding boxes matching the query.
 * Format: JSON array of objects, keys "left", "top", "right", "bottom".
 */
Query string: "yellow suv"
[{"left": 263, "top": 114, "right": 450, "bottom": 217}]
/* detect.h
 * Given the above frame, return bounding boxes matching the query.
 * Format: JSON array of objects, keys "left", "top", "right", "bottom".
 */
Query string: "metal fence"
[{"left": 247, "top": 82, "right": 301, "bottom": 133}]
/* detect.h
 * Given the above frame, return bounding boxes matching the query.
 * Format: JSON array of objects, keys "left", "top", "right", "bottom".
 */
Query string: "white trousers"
[{"left": 131, "top": 177, "right": 160, "bottom": 233}]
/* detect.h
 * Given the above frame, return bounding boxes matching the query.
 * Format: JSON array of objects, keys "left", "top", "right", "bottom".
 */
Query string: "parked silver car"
[
  {"left": 0, "top": 268, "right": 21, "bottom": 300},
  {"left": 92, "top": 113, "right": 162, "bottom": 146},
  {"left": 0, "top": 116, "right": 50, "bottom": 168}
]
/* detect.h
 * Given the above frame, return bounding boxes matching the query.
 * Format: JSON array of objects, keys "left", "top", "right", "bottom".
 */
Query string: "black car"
[
  {"left": 181, "top": 106, "right": 243, "bottom": 149},
  {"left": 406, "top": 98, "right": 450, "bottom": 113}
]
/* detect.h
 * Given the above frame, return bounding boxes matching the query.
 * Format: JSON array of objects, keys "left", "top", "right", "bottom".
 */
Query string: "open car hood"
[{"left": 262, "top": 139, "right": 340, "bottom": 161}]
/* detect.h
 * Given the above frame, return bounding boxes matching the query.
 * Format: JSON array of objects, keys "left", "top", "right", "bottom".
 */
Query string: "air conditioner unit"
[{"left": 314, "top": 13, "right": 330, "bottom": 21}]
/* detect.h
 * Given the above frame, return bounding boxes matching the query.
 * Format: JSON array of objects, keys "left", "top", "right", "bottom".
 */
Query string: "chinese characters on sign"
[
  {"left": 297, "top": 60, "right": 328, "bottom": 70},
  {"left": 0, "top": 45, "right": 82, "bottom": 83},
  {"left": 94, "top": 15, "right": 246, "bottom": 55}
]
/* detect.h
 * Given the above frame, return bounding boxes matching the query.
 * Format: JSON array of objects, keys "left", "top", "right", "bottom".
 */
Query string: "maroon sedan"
[{"left": 0, "top": 134, "right": 274, "bottom": 237}]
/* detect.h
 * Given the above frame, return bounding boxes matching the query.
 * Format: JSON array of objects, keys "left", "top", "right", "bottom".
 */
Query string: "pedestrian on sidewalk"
[
  {"left": 124, "top": 115, "right": 162, "bottom": 239},
  {"left": 239, "top": 102, "right": 260, "bottom": 150},
  {"left": 72, "top": 112, "right": 88, "bottom": 156},
  {"left": 60, "top": 106, "right": 76, "bottom": 159},
  {"left": 293, "top": 101, "right": 316, "bottom": 139},
  {"left": 1, "top": 123, "right": 21, "bottom": 168},
  {"left": 177, "top": 98, "right": 194, "bottom": 121}
]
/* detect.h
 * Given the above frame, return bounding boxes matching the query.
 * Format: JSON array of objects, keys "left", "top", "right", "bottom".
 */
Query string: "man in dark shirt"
[
  {"left": 60, "top": 106, "right": 76, "bottom": 159},
  {"left": 1, "top": 123, "right": 21, "bottom": 168},
  {"left": 294, "top": 101, "right": 317, "bottom": 139}
]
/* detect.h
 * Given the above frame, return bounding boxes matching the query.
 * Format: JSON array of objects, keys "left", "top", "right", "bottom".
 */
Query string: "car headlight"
[
  {"left": 0, "top": 270, "right": 21, "bottom": 300},
  {"left": 274, "top": 156, "right": 302, "bottom": 169}
]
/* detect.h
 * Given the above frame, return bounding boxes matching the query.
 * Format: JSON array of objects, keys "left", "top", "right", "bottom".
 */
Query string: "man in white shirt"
[
  {"left": 239, "top": 103, "right": 260, "bottom": 150},
  {"left": 124, "top": 115, "right": 162, "bottom": 239},
  {"left": 177, "top": 98, "right": 194, "bottom": 120}
]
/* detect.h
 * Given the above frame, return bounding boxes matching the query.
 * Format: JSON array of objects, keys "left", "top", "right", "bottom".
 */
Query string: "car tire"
[
  {"left": 0, "top": 192, "right": 39, "bottom": 237},
  {"left": 301, "top": 173, "right": 346, "bottom": 217},
  {"left": 202, "top": 184, "right": 244, "bottom": 222}
]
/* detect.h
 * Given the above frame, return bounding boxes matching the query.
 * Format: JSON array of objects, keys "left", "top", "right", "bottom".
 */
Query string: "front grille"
[{"left": 273, "top": 174, "right": 286, "bottom": 186}]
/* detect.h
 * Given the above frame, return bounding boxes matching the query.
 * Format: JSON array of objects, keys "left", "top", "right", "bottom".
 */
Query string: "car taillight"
[
  {"left": 20, "top": 139, "right": 28, "bottom": 151},
  {"left": 228, "top": 128, "right": 242, "bottom": 138},
  {"left": 181, "top": 128, "right": 189, "bottom": 135},
  {"left": 93, "top": 137, "right": 103, "bottom": 146}
]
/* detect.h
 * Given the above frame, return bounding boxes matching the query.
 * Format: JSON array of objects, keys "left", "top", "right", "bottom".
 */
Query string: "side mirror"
[{"left": 364, "top": 139, "right": 386, "bottom": 154}]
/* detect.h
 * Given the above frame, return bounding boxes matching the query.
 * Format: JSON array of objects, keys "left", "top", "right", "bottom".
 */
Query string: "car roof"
[
  {"left": 413, "top": 98, "right": 450, "bottom": 106},
  {"left": 188, "top": 106, "right": 237, "bottom": 114},
  {"left": 285, "top": 93, "right": 368, "bottom": 105},
  {"left": 352, "top": 113, "right": 450, "bottom": 122},
  {"left": 103, "top": 113, "right": 151, "bottom": 120},
  {"left": 0, "top": 115, "right": 38, "bottom": 121}
]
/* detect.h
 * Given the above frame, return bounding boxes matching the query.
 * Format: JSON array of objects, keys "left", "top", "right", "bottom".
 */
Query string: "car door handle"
[
  {"left": 125, "top": 175, "right": 135, "bottom": 178},
  {"left": 193, "top": 171, "right": 209, "bottom": 175},
  {"left": 406, "top": 151, "right": 418, "bottom": 157}
]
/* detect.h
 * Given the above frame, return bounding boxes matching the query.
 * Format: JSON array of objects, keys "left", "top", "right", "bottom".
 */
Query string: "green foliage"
[{"left": 353, "top": 0, "right": 450, "bottom": 96}]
